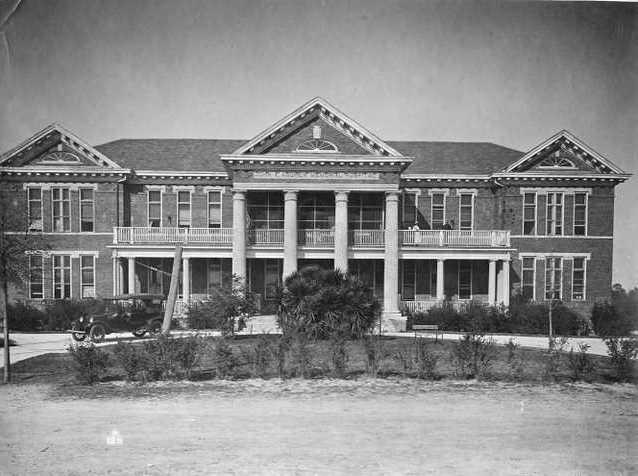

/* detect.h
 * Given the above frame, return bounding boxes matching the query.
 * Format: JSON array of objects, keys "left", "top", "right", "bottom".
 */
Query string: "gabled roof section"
[
  {"left": 0, "top": 123, "right": 124, "bottom": 169},
  {"left": 232, "top": 97, "right": 405, "bottom": 157},
  {"left": 504, "top": 130, "right": 627, "bottom": 175}
]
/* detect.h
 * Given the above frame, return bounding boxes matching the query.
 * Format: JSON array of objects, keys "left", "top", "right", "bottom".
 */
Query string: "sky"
[{"left": 0, "top": 0, "right": 636, "bottom": 287}]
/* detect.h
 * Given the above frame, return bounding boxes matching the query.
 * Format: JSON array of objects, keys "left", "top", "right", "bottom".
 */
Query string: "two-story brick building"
[{"left": 0, "top": 97, "right": 630, "bottom": 331}]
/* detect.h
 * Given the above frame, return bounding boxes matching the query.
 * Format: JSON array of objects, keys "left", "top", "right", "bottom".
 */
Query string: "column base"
[{"left": 381, "top": 311, "right": 407, "bottom": 333}]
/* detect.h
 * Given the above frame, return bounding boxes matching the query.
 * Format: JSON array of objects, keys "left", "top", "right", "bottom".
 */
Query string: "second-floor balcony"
[{"left": 114, "top": 227, "right": 510, "bottom": 248}]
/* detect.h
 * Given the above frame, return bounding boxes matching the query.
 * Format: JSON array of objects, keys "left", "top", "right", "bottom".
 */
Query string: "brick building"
[{"left": 0, "top": 97, "right": 631, "bottom": 330}]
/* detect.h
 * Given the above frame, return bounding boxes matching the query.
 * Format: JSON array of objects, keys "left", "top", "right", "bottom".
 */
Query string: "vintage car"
[{"left": 70, "top": 294, "right": 165, "bottom": 342}]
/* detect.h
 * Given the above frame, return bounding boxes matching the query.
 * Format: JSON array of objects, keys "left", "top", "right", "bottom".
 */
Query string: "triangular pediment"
[
  {"left": 0, "top": 124, "right": 123, "bottom": 169},
  {"left": 233, "top": 97, "right": 405, "bottom": 157},
  {"left": 505, "top": 130, "right": 626, "bottom": 175}
]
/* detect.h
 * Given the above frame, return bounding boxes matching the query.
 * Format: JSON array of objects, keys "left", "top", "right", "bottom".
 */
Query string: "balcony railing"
[
  {"left": 248, "top": 228, "right": 284, "bottom": 247},
  {"left": 400, "top": 230, "right": 510, "bottom": 248},
  {"left": 114, "top": 227, "right": 232, "bottom": 246},
  {"left": 298, "top": 229, "right": 334, "bottom": 247},
  {"left": 349, "top": 230, "right": 385, "bottom": 248}
]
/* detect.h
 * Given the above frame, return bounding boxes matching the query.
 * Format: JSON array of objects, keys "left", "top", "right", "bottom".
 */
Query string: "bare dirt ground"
[{"left": 1, "top": 380, "right": 637, "bottom": 475}]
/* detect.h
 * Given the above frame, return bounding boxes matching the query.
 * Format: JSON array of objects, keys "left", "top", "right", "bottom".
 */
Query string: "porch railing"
[
  {"left": 349, "top": 229, "right": 385, "bottom": 248},
  {"left": 248, "top": 228, "right": 284, "bottom": 247},
  {"left": 400, "top": 230, "right": 510, "bottom": 248},
  {"left": 114, "top": 227, "right": 232, "bottom": 246},
  {"left": 298, "top": 229, "right": 334, "bottom": 247}
]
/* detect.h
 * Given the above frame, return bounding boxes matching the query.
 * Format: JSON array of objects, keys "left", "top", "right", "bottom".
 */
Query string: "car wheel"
[
  {"left": 89, "top": 324, "right": 106, "bottom": 343},
  {"left": 71, "top": 332, "right": 86, "bottom": 342},
  {"left": 132, "top": 329, "right": 147, "bottom": 338}
]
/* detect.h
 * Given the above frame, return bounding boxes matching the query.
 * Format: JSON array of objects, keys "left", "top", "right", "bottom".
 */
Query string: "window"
[
  {"left": 148, "top": 190, "right": 162, "bottom": 227},
  {"left": 546, "top": 192, "right": 563, "bottom": 236},
  {"left": 401, "top": 192, "right": 417, "bottom": 228},
  {"left": 539, "top": 154, "right": 576, "bottom": 168},
  {"left": 296, "top": 139, "right": 338, "bottom": 153},
  {"left": 572, "top": 257, "right": 586, "bottom": 300},
  {"left": 247, "top": 192, "right": 284, "bottom": 229},
  {"left": 207, "top": 259, "right": 223, "bottom": 292},
  {"left": 458, "top": 261, "right": 472, "bottom": 299},
  {"left": 523, "top": 193, "right": 536, "bottom": 235},
  {"left": 177, "top": 191, "right": 191, "bottom": 228},
  {"left": 80, "top": 255, "right": 95, "bottom": 298},
  {"left": 27, "top": 188, "right": 42, "bottom": 232},
  {"left": 545, "top": 257, "right": 562, "bottom": 300},
  {"left": 573, "top": 193, "right": 587, "bottom": 236},
  {"left": 53, "top": 255, "right": 71, "bottom": 299},
  {"left": 348, "top": 193, "right": 384, "bottom": 230},
  {"left": 431, "top": 193, "right": 445, "bottom": 229},
  {"left": 79, "top": 188, "right": 94, "bottom": 232},
  {"left": 299, "top": 193, "right": 334, "bottom": 229},
  {"left": 51, "top": 187, "right": 70, "bottom": 232},
  {"left": 29, "top": 255, "right": 43, "bottom": 299},
  {"left": 521, "top": 257, "right": 535, "bottom": 301},
  {"left": 208, "top": 191, "right": 222, "bottom": 228},
  {"left": 459, "top": 194, "right": 474, "bottom": 231}
]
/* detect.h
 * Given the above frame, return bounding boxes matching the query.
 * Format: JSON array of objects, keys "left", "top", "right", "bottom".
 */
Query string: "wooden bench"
[{"left": 412, "top": 324, "right": 442, "bottom": 343}]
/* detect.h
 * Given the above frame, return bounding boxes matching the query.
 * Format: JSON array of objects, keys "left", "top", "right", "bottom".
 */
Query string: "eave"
[{"left": 0, "top": 166, "right": 130, "bottom": 178}]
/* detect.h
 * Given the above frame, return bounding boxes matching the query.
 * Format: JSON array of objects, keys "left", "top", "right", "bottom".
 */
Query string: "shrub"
[
  {"left": 505, "top": 339, "right": 525, "bottom": 381},
  {"left": 43, "top": 299, "right": 106, "bottom": 331},
  {"left": 452, "top": 333, "right": 496, "bottom": 379},
  {"left": 251, "top": 335, "right": 276, "bottom": 378},
  {"left": 604, "top": 337, "right": 638, "bottom": 382},
  {"left": 213, "top": 337, "right": 238, "bottom": 379},
  {"left": 67, "top": 342, "right": 109, "bottom": 384},
  {"left": 543, "top": 336, "right": 568, "bottom": 381},
  {"left": 552, "top": 304, "right": 587, "bottom": 336},
  {"left": 7, "top": 301, "right": 45, "bottom": 331},
  {"left": 187, "top": 276, "right": 257, "bottom": 334},
  {"left": 329, "top": 332, "right": 349, "bottom": 378},
  {"left": 591, "top": 301, "right": 633, "bottom": 337},
  {"left": 176, "top": 334, "right": 205, "bottom": 379},
  {"left": 113, "top": 341, "right": 148, "bottom": 381},
  {"left": 363, "top": 334, "right": 384, "bottom": 378},
  {"left": 277, "top": 266, "right": 380, "bottom": 340},
  {"left": 143, "top": 334, "right": 182, "bottom": 380},
  {"left": 414, "top": 338, "right": 438, "bottom": 380},
  {"left": 288, "top": 332, "right": 312, "bottom": 378},
  {"left": 509, "top": 302, "right": 549, "bottom": 334},
  {"left": 566, "top": 343, "right": 595, "bottom": 381}
]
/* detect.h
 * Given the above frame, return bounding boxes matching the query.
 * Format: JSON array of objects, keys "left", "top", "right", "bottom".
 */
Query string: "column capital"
[
  {"left": 385, "top": 190, "right": 400, "bottom": 201},
  {"left": 335, "top": 190, "right": 349, "bottom": 202},
  {"left": 284, "top": 190, "right": 299, "bottom": 201},
  {"left": 232, "top": 189, "right": 247, "bottom": 199}
]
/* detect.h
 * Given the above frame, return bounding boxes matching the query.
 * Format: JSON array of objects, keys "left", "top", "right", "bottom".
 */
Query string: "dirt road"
[{"left": 1, "top": 380, "right": 636, "bottom": 475}]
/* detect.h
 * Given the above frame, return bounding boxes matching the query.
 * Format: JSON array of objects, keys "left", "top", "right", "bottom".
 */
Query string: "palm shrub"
[{"left": 277, "top": 266, "right": 380, "bottom": 340}]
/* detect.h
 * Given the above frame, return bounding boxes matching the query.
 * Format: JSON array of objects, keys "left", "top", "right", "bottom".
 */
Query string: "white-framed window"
[
  {"left": 247, "top": 192, "right": 284, "bottom": 229},
  {"left": 431, "top": 193, "right": 446, "bottom": 229},
  {"left": 348, "top": 193, "right": 384, "bottom": 230},
  {"left": 572, "top": 257, "right": 586, "bottom": 301},
  {"left": 80, "top": 255, "right": 95, "bottom": 298},
  {"left": 29, "top": 254, "right": 44, "bottom": 299},
  {"left": 27, "top": 187, "right": 43, "bottom": 232},
  {"left": 401, "top": 192, "right": 418, "bottom": 228},
  {"left": 523, "top": 192, "right": 536, "bottom": 235},
  {"left": 544, "top": 257, "right": 562, "bottom": 300},
  {"left": 208, "top": 191, "right": 222, "bottom": 229},
  {"left": 53, "top": 255, "right": 71, "bottom": 299},
  {"left": 51, "top": 187, "right": 71, "bottom": 232},
  {"left": 573, "top": 192, "right": 588, "bottom": 236},
  {"left": 147, "top": 190, "right": 162, "bottom": 227},
  {"left": 521, "top": 257, "right": 535, "bottom": 301},
  {"left": 459, "top": 194, "right": 474, "bottom": 231},
  {"left": 546, "top": 192, "right": 563, "bottom": 236},
  {"left": 458, "top": 261, "right": 472, "bottom": 299},
  {"left": 177, "top": 191, "right": 191, "bottom": 228},
  {"left": 79, "top": 188, "right": 95, "bottom": 232}
]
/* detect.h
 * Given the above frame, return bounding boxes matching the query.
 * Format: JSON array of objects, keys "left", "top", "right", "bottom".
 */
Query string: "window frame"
[
  {"left": 348, "top": 193, "right": 384, "bottom": 231},
  {"left": 51, "top": 187, "right": 71, "bottom": 232},
  {"left": 572, "top": 257, "right": 587, "bottom": 301},
  {"left": 28, "top": 254, "right": 44, "bottom": 299},
  {"left": 458, "top": 261, "right": 472, "bottom": 300},
  {"left": 147, "top": 189, "right": 163, "bottom": 227},
  {"left": 544, "top": 256, "right": 563, "bottom": 300},
  {"left": 573, "top": 192, "right": 588, "bottom": 236},
  {"left": 207, "top": 190, "right": 223, "bottom": 229},
  {"left": 546, "top": 192, "right": 564, "bottom": 236},
  {"left": 80, "top": 255, "right": 96, "bottom": 298},
  {"left": 430, "top": 192, "right": 446, "bottom": 229},
  {"left": 247, "top": 192, "right": 285, "bottom": 230},
  {"left": 27, "top": 187, "right": 43, "bottom": 232},
  {"left": 79, "top": 188, "right": 95, "bottom": 232},
  {"left": 458, "top": 193, "right": 474, "bottom": 231},
  {"left": 52, "top": 254, "right": 72, "bottom": 299},
  {"left": 521, "top": 257, "right": 536, "bottom": 301},
  {"left": 177, "top": 190, "right": 192, "bottom": 228},
  {"left": 522, "top": 192, "right": 537, "bottom": 236},
  {"left": 401, "top": 191, "right": 418, "bottom": 228}
]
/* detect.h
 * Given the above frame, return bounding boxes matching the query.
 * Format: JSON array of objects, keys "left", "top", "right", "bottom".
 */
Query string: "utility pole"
[
  {"left": 1, "top": 209, "right": 9, "bottom": 384},
  {"left": 548, "top": 258, "right": 555, "bottom": 341},
  {"left": 161, "top": 244, "right": 183, "bottom": 334}
]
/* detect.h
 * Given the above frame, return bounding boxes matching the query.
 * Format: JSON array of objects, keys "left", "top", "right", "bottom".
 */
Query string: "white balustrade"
[
  {"left": 114, "top": 227, "right": 232, "bottom": 246},
  {"left": 349, "top": 229, "right": 385, "bottom": 247},
  {"left": 400, "top": 230, "right": 510, "bottom": 248},
  {"left": 249, "top": 228, "right": 284, "bottom": 246},
  {"left": 298, "top": 229, "right": 334, "bottom": 247}
]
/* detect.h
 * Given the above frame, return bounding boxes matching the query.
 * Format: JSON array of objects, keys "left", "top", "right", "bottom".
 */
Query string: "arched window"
[
  {"left": 295, "top": 139, "right": 339, "bottom": 153},
  {"left": 538, "top": 154, "right": 575, "bottom": 168}
]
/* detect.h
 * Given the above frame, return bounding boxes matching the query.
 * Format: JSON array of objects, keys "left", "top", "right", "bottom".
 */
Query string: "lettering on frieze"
[{"left": 251, "top": 171, "right": 380, "bottom": 181}]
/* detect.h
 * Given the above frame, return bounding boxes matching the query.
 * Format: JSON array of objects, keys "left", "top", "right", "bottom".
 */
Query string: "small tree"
[{"left": 0, "top": 188, "right": 48, "bottom": 383}]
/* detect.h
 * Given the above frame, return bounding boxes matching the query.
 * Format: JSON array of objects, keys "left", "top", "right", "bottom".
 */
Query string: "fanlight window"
[
  {"left": 38, "top": 151, "right": 81, "bottom": 164},
  {"left": 539, "top": 153, "right": 575, "bottom": 168},
  {"left": 296, "top": 139, "right": 338, "bottom": 153}
]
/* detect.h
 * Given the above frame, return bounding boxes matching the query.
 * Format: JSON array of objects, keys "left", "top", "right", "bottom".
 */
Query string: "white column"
[
  {"left": 182, "top": 257, "right": 190, "bottom": 305},
  {"left": 127, "top": 257, "right": 136, "bottom": 294},
  {"left": 112, "top": 256, "right": 117, "bottom": 297},
  {"left": 334, "top": 191, "right": 349, "bottom": 272},
  {"left": 232, "top": 190, "right": 247, "bottom": 281},
  {"left": 382, "top": 191, "right": 401, "bottom": 328},
  {"left": 488, "top": 259, "right": 496, "bottom": 305},
  {"left": 436, "top": 259, "right": 445, "bottom": 300},
  {"left": 283, "top": 190, "right": 298, "bottom": 279},
  {"left": 501, "top": 259, "right": 510, "bottom": 306},
  {"left": 118, "top": 259, "right": 125, "bottom": 295}
]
